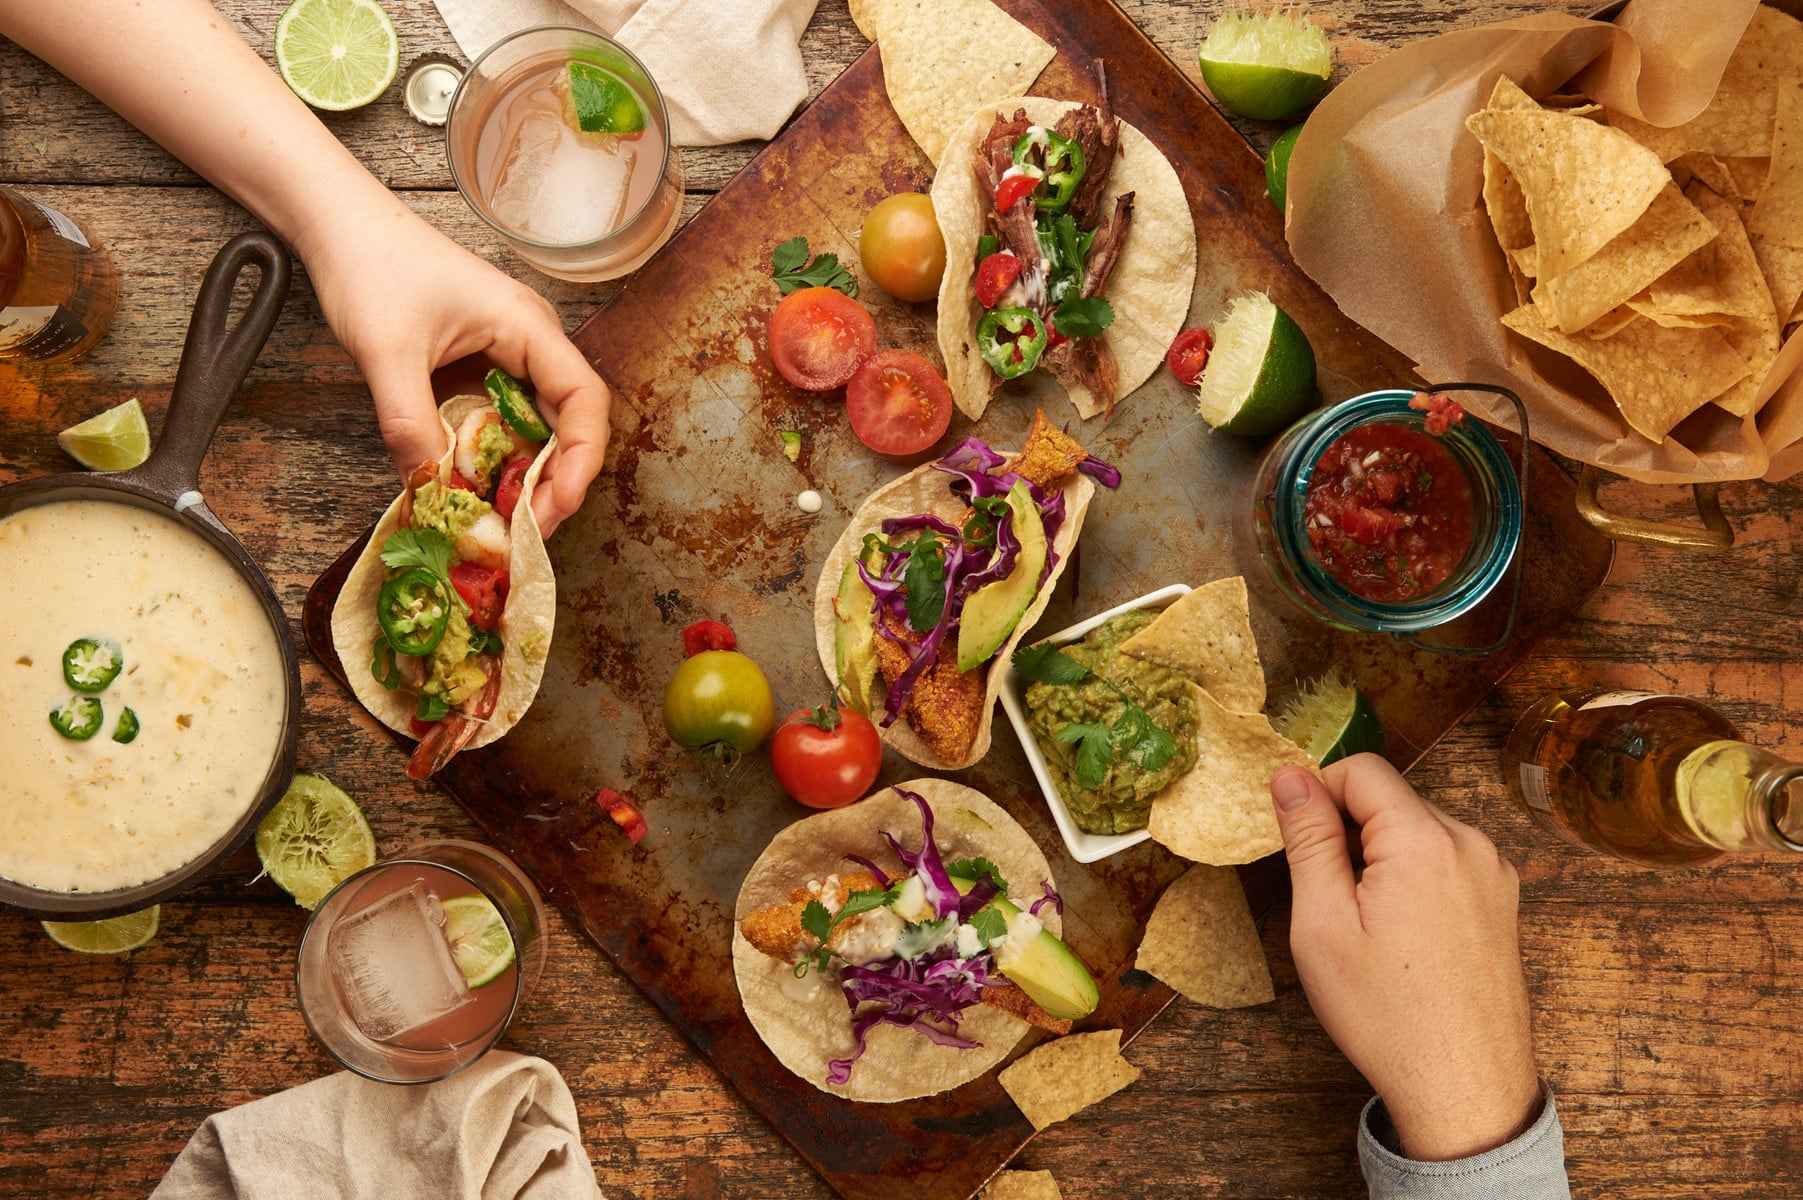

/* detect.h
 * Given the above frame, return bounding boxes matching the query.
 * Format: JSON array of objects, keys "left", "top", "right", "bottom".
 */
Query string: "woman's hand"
[{"left": 1269, "top": 754, "right": 1542, "bottom": 1162}]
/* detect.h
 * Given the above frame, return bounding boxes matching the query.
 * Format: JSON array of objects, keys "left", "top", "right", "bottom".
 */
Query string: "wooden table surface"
[{"left": 3, "top": 2, "right": 1800, "bottom": 1197}]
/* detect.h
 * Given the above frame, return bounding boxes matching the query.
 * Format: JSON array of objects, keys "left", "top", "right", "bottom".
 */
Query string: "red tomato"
[
  {"left": 995, "top": 173, "right": 1037, "bottom": 213},
  {"left": 409, "top": 715, "right": 439, "bottom": 737},
  {"left": 770, "top": 706, "right": 882, "bottom": 808},
  {"left": 447, "top": 471, "right": 480, "bottom": 493},
  {"left": 1166, "top": 327, "right": 1213, "bottom": 387},
  {"left": 681, "top": 619, "right": 737, "bottom": 656},
  {"left": 595, "top": 787, "right": 649, "bottom": 843},
  {"left": 767, "top": 286, "right": 876, "bottom": 391},
  {"left": 845, "top": 350, "right": 954, "bottom": 456},
  {"left": 449, "top": 563, "right": 510, "bottom": 630},
  {"left": 974, "top": 252, "right": 1023, "bottom": 308},
  {"left": 493, "top": 456, "right": 531, "bottom": 522},
  {"left": 858, "top": 193, "right": 946, "bottom": 303}
]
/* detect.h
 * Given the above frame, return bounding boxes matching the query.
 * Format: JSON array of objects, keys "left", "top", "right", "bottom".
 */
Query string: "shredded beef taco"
[
  {"left": 732, "top": 779, "right": 1097, "bottom": 1103},
  {"left": 933, "top": 70, "right": 1198, "bottom": 423},
  {"left": 330, "top": 392, "right": 557, "bottom": 778}
]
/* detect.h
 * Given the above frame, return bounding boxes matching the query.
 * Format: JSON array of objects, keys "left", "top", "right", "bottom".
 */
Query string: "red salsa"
[{"left": 1302, "top": 422, "right": 1476, "bottom": 603}]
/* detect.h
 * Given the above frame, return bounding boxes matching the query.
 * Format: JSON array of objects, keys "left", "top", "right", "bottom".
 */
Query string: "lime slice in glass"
[
  {"left": 440, "top": 893, "right": 516, "bottom": 987},
  {"left": 274, "top": 0, "right": 399, "bottom": 112},
  {"left": 43, "top": 906, "right": 160, "bottom": 954},
  {"left": 1265, "top": 124, "right": 1303, "bottom": 215},
  {"left": 58, "top": 398, "right": 151, "bottom": 472},
  {"left": 1199, "top": 10, "right": 1333, "bottom": 121},
  {"left": 562, "top": 61, "right": 646, "bottom": 135},
  {"left": 1675, "top": 740, "right": 1755, "bottom": 848},
  {"left": 1275, "top": 673, "right": 1385, "bottom": 766},
  {"left": 1196, "top": 291, "right": 1318, "bottom": 436},
  {"left": 255, "top": 772, "right": 378, "bottom": 910}
]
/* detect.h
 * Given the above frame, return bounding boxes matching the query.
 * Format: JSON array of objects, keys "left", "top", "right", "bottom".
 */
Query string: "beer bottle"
[{"left": 0, "top": 185, "right": 120, "bottom": 364}]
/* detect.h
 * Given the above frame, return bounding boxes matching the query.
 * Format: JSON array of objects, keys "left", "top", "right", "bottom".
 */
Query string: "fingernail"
[{"left": 1272, "top": 769, "right": 1312, "bottom": 812}]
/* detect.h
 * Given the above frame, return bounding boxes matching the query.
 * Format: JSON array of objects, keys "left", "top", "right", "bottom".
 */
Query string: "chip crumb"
[
  {"left": 1136, "top": 864, "right": 1275, "bottom": 1008},
  {"left": 980, "top": 1168, "right": 1064, "bottom": 1200},
  {"left": 998, "top": 1029, "right": 1140, "bottom": 1131}
]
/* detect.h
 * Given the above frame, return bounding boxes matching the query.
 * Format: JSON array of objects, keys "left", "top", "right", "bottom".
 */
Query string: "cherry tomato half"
[
  {"left": 858, "top": 193, "right": 947, "bottom": 303},
  {"left": 492, "top": 455, "right": 531, "bottom": 522},
  {"left": 974, "top": 252, "right": 1023, "bottom": 308},
  {"left": 845, "top": 349, "right": 954, "bottom": 457},
  {"left": 770, "top": 706, "right": 882, "bottom": 808},
  {"left": 995, "top": 172, "right": 1038, "bottom": 213},
  {"left": 767, "top": 286, "right": 876, "bottom": 391},
  {"left": 663, "top": 649, "right": 776, "bottom": 766},
  {"left": 1166, "top": 327, "right": 1213, "bottom": 388},
  {"left": 449, "top": 563, "right": 510, "bottom": 631}
]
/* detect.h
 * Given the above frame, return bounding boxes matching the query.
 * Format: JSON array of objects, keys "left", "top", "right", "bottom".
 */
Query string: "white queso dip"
[{"left": 0, "top": 500, "right": 287, "bottom": 893}]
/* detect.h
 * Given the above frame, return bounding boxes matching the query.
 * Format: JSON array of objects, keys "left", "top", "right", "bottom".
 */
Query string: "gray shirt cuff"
[{"left": 1358, "top": 1082, "right": 1570, "bottom": 1200}]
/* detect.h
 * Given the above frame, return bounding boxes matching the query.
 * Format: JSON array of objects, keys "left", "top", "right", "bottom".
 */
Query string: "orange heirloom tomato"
[{"left": 858, "top": 193, "right": 947, "bottom": 303}]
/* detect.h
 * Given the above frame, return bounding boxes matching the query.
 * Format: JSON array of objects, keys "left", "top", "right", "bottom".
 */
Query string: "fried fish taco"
[
  {"left": 933, "top": 67, "right": 1198, "bottom": 423},
  {"left": 330, "top": 385, "right": 557, "bottom": 779},
  {"left": 814, "top": 412, "right": 1115, "bottom": 770},
  {"left": 732, "top": 780, "right": 1098, "bottom": 1102}
]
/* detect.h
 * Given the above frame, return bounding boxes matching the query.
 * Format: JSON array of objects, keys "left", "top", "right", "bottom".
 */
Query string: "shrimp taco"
[
  {"left": 330, "top": 386, "right": 557, "bottom": 779},
  {"left": 933, "top": 66, "right": 1198, "bottom": 422},
  {"left": 814, "top": 412, "right": 1115, "bottom": 770},
  {"left": 732, "top": 780, "right": 1098, "bottom": 1102}
]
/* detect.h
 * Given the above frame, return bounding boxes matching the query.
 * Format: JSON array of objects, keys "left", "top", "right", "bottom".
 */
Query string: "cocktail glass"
[
  {"left": 446, "top": 25, "right": 684, "bottom": 282},
  {"left": 295, "top": 839, "right": 549, "bottom": 1084}
]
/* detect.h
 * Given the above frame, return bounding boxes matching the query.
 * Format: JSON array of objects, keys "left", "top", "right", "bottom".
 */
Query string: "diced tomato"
[
  {"left": 409, "top": 715, "right": 439, "bottom": 737},
  {"left": 1166, "top": 327, "right": 1213, "bottom": 387},
  {"left": 1045, "top": 326, "right": 1070, "bottom": 350},
  {"left": 449, "top": 562, "right": 510, "bottom": 630},
  {"left": 1408, "top": 390, "right": 1468, "bottom": 435},
  {"left": 596, "top": 787, "right": 649, "bottom": 843},
  {"left": 447, "top": 471, "right": 479, "bottom": 493},
  {"left": 995, "top": 172, "right": 1038, "bottom": 213},
  {"left": 845, "top": 349, "right": 954, "bottom": 456},
  {"left": 1338, "top": 504, "right": 1406, "bottom": 545},
  {"left": 767, "top": 286, "right": 877, "bottom": 390},
  {"left": 493, "top": 455, "right": 531, "bottom": 522},
  {"left": 974, "top": 253, "right": 1023, "bottom": 307},
  {"left": 682, "top": 619, "right": 738, "bottom": 656}
]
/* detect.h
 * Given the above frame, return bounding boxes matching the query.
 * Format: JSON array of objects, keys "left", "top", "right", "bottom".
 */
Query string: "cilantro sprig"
[
  {"left": 381, "top": 528, "right": 469, "bottom": 615},
  {"left": 1013, "top": 643, "right": 1181, "bottom": 791},
  {"left": 796, "top": 883, "right": 901, "bottom": 976},
  {"left": 945, "top": 856, "right": 1009, "bottom": 893},
  {"left": 901, "top": 533, "right": 948, "bottom": 632},
  {"left": 1053, "top": 296, "right": 1115, "bottom": 339},
  {"left": 772, "top": 236, "right": 858, "bottom": 297}
]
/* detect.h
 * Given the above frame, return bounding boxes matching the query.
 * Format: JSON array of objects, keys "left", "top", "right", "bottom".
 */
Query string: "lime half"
[
  {"left": 440, "top": 893, "right": 516, "bottom": 987},
  {"left": 1676, "top": 741, "right": 1755, "bottom": 847},
  {"left": 1265, "top": 124, "right": 1303, "bottom": 215},
  {"left": 255, "top": 772, "right": 378, "bottom": 910},
  {"left": 275, "top": 0, "right": 399, "bottom": 112},
  {"left": 1275, "top": 673, "right": 1385, "bottom": 766},
  {"left": 58, "top": 398, "right": 151, "bottom": 472},
  {"left": 1197, "top": 291, "right": 1318, "bottom": 436},
  {"left": 1199, "top": 10, "right": 1333, "bottom": 121},
  {"left": 43, "top": 906, "right": 160, "bottom": 954},
  {"left": 563, "top": 61, "right": 646, "bottom": 135}
]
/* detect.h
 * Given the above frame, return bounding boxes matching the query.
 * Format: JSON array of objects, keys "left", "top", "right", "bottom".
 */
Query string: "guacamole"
[
  {"left": 421, "top": 606, "right": 488, "bottom": 706},
  {"left": 1024, "top": 609, "right": 1198, "bottom": 834},
  {"left": 411, "top": 480, "right": 491, "bottom": 540}
]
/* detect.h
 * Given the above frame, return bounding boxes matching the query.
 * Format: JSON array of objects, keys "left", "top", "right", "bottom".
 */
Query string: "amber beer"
[
  {"left": 0, "top": 186, "right": 119, "bottom": 363},
  {"left": 1504, "top": 690, "right": 1803, "bottom": 867}
]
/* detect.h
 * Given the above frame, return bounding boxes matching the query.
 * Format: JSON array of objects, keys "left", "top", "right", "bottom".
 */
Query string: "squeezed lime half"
[
  {"left": 1196, "top": 291, "right": 1318, "bottom": 436},
  {"left": 274, "top": 0, "right": 399, "bottom": 112},
  {"left": 255, "top": 773, "right": 378, "bottom": 910},
  {"left": 42, "top": 906, "right": 161, "bottom": 954},
  {"left": 1275, "top": 673, "right": 1386, "bottom": 765},
  {"left": 440, "top": 893, "right": 516, "bottom": 987},
  {"left": 1199, "top": 10, "right": 1333, "bottom": 121}
]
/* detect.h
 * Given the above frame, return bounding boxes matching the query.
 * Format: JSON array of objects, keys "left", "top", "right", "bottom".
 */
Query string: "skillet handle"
[{"left": 128, "top": 231, "right": 292, "bottom": 501}]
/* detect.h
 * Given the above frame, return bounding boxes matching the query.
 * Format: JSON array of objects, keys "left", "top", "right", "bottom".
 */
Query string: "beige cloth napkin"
[
  {"left": 152, "top": 1052, "right": 602, "bottom": 1200},
  {"left": 433, "top": 0, "right": 820, "bottom": 146}
]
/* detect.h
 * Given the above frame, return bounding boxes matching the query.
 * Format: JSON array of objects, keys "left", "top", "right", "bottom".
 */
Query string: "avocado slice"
[
  {"left": 833, "top": 546, "right": 881, "bottom": 714},
  {"left": 954, "top": 480, "right": 1048, "bottom": 672},
  {"left": 980, "top": 895, "right": 1099, "bottom": 1021}
]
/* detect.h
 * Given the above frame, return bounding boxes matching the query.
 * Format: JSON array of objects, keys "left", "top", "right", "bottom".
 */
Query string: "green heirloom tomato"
[{"left": 663, "top": 650, "right": 776, "bottom": 775}]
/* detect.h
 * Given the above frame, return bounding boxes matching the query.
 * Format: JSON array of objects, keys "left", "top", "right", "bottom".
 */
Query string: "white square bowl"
[{"left": 998, "top": 584, "right": 1194, "bottom": 864}]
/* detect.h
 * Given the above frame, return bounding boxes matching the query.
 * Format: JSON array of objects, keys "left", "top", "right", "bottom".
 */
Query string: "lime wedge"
[
  {"left": 43, "top": 905, "right": 160, "bottom": 954},
  {"left": 1199, "top": 10, "right": 1333, "bottom": 121},
  {"left": 255, "top": 772, "right": 378, "bottom": 910},
  {"left": 58, "top": 398, "right": 151, "bottom": 472},
  {"left": 563, "top": 61, "right": 646, "bottom": 135},
  {"left": 1274, "top": 673, "right": 1385, "bottom": 766},
  {"left": 1676, "top": 740, "right": 1755, "bottom": 847},
  {"left": 274, "top": 0, "right": 399, "bottom": 112},
  {"left": 1265, "top": 124, "right": 1303, "bottom": 215},
  {"left": 1196, "top": 291, "right": 1318, "bottom": 436},
  {"left": 440, "top": 893, "right": 516, "bottom": 987}
]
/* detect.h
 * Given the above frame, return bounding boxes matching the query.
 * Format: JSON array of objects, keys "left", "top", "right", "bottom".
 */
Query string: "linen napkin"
[
  {"left": 432, "top": 0, "right": 820, "bottom": 146},
  {"left": 152, "top": 1051, "right": 603, "bottom": 1200}
]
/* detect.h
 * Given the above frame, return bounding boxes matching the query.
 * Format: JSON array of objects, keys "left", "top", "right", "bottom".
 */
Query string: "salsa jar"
[{"left": 1250, "top": 389, "right": 1522, "bottom": 635}]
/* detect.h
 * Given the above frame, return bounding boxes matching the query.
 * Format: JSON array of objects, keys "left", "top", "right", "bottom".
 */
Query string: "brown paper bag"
[{"left": 1284, "top": 0, "right": 1803, "bottom": 485}]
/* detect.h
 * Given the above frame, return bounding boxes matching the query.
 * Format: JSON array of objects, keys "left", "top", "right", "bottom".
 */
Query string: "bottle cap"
[{"left": 402, "top": 55, "right": 465, "bottom": 126}]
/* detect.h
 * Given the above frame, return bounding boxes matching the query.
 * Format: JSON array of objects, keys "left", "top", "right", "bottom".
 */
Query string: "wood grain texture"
[{"left": 4, "top": 2, "right": 1802, "bottom": 1199}]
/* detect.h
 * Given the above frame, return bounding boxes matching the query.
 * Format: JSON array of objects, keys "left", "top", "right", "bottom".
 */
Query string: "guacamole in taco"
[
  {"left": 933, "top": 66, "right": 1198, "bottom": 423},
  {"left": 330, "top": 387, "right": 557, "bottom": 779},
  {"left": 732, "top": 780, "right": 1098, "bottom": 1102}
]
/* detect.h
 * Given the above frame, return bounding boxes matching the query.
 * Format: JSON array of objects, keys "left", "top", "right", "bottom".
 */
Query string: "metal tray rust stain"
[{"left": 304, "top": 1, "right": 1613, "bottom": 1195}]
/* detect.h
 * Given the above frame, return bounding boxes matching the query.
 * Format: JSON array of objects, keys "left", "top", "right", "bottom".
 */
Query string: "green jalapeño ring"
[{"left": 1252, "top": 387, "right": 1524, "bottom": 640}]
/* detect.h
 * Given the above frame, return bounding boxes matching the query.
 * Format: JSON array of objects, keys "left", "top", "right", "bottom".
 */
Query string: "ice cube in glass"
[{"left": 326, "top": 879, "right": 472, "bottom": 1041}]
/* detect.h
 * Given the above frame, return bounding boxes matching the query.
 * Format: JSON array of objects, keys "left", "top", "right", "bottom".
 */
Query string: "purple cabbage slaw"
[{"left": 860, "top": 437, "right": 1114, "bottom": 729}]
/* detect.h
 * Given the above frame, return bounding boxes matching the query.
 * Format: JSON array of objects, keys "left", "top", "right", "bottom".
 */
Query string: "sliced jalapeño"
[
  {"left": 976, "top": 307, "right": 1049, "bottom": 379},
  {"left": 485, "top": 368, "right": 552, "bottom": 443},
  {"left": 63, "top": 637, "right": 123, "bottom": 693},
  {"left": 378, "top": 568, "right": 451, "bottom": 656},
  {"left": 1012, "top": 128, "right": 1086, "bottom": 214},
  {"left": 50, "top": 694, "right": 104, "bottom": 741}
]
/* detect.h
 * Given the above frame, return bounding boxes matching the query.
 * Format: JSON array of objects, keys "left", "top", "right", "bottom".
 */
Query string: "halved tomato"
[
  {"left": 845, "top": 350, "right": 954, "bottom": 456},
  {"left": 767, "top": 286, "right": 877, "bottom": 391}
]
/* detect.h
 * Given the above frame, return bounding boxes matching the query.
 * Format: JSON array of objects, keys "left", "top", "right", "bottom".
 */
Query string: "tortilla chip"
[
  {"left": 1623, "top": 303, "right": 1733, "bottom": 330},
  {"left": 1465, "top": 108, "right": 1669, "bottom": 279},
  {"left": 1726, "top": 156, "right": 1772, "bottom": 201},
  {"left": 1479, "top": 77, "right": 1542, "bottom": 302},
  {"left": 1717, "top": 316, "right": 1784, "bottom": 418},
  {"left": 1530, "top": 183, "right": 1717, "bottom": 333},
  {"left": 1146, "top": 689, "right": 1315, "bottom": 866},
  {"left": 980, "top": 1171, "right": 1064, "bottom": 1200},
  {"left": 857, "top": 0, "right": 1055, "bottom": 165},
  {"left": 998, "top": 1029, "right": 1139, "bottom": 1131},
  {"left": 1672, "top": 152, "right": 1736, "bottom": 199},
  {"left": 1609, "top": 8, "right": 1803, "bottom": 161},
  {"left": 1645, "top": 183, "right": 1777, "bottom": 324},
  {"left": 1748, "top": 80, "right": 1803, "bottom": 320},
  {"left": 1135, "top": 865, "right": 1274, "bottom": 1008},
  {"left": 1117, "top": 577, "right": 1265, "bottom": 713},
  {"left": 1501, "top": 305, "right": 1750, "bottom": 442},
  {"left": 1581, "top": 305, "right": 1640, "bottom": 338}
]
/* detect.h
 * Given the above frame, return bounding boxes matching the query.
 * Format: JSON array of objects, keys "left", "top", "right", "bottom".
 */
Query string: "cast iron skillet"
[{"left": 0, "top": 231, "right": 299, "bottom": 921}]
